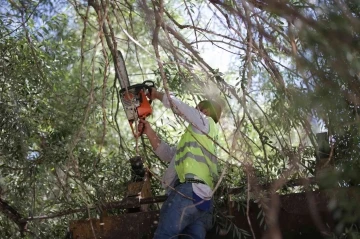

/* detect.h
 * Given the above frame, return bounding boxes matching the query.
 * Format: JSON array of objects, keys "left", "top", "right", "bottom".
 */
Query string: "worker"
[{"left": 138, "top": 87, "right": 222, "bottom": 239}]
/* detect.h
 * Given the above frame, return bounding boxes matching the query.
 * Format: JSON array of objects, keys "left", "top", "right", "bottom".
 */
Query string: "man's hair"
[{"left": 198, "top": 100, "right": 222, "bottom": 123}]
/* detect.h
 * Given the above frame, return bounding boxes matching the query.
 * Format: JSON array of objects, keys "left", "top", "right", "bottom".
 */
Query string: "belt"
[{"left": 174, "top": 178, "right": 206, "bottom": 187}]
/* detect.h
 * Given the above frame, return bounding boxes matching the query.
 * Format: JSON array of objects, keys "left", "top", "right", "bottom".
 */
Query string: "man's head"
[{"left": 197, "top": 100, "right": 222, "bottom": 123}]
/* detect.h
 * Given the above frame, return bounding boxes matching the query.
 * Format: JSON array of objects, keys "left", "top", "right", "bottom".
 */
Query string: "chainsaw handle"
[
  {"left": 143, "top": 80, "right": 155, "bottom": 88},
  {"left": 142, "top": 80, "right": 155, "bottom": 103},
  {"left": 130, "top": 120, "right": 145, "bottom": 138},
  {"left": 137, "top": 120, "right": 145, "bottom": 136}
]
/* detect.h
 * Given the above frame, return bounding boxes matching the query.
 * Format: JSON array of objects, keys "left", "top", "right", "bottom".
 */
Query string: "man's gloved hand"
[
  {"left": 138, "top": 118, "right": 161, "bottom": 150},
  {"left": 138, "top": 118, "right": 155, "bottom": 137},
  {"left": 147, "top": 87, "right": 164, "bottom": 101}
]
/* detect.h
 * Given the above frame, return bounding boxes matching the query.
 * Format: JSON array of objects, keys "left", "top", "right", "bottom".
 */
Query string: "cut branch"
[{"left": 0, "top": 197, "right": 27, "bottom": 236}]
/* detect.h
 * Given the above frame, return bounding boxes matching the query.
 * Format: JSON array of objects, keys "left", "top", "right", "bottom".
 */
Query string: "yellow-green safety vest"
[{"left": 175, "top": 117, "right": 218, "bottom": 189}]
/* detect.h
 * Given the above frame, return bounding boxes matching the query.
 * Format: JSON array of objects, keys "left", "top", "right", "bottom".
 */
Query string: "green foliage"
[{"left": 1, "top": 0, "right": 360, "bottom": 238}]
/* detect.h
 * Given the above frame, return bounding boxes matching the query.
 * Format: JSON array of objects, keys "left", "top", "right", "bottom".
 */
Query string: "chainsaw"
[{"left": 115, "top": 50, "right": 154, "bottom": 137}]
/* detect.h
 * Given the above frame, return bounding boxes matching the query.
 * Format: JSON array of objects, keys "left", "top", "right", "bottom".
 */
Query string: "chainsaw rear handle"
[
  {"left": 142, "top": 80, "right": 155, "bottom": 103},
  {"left": 137, "top": 120, "right": 145, "bottom": 137},
  {"left": 129, "top": 120, "right": 145, "bottom": 138}
]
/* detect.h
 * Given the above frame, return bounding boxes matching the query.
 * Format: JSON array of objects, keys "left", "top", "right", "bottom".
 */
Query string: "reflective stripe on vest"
[
  {"left": 176, "top": 141, "right": 217, "bottom": 166},
  {"left": 175, "top": 117, "right": 218, "bottom": 189}
]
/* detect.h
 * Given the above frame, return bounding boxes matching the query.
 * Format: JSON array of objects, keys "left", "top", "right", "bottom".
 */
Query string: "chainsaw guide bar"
[{"left": 115, "top": 50, "right": 154, "bottom": 137}]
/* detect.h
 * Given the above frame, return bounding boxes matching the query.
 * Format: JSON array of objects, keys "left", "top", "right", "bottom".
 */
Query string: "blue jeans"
[{"left": 154, "top": 183, "right": 213, "bottom": 239}]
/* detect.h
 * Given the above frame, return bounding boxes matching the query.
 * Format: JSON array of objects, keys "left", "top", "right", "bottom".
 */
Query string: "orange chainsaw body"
[{"left": 120, "top": 81, "right": 154, "bottom": 137}]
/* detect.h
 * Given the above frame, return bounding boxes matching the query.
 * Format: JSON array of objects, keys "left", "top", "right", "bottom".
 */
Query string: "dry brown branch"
[
  {"left": 302, "top": 178, "right": 332, "bottom": 236},
  {"left": 21, "top": 195, "right": 168, "bottom": 222},
  {"left": 246, "top": 172, "right": 256, "bottom": 239},
  {"left": 0, "top": 197, "right": 27, "bottom": 236}
]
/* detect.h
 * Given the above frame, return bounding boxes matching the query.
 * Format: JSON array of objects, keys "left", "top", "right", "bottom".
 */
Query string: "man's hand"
[
  {"left": 138, "top": 118, "right": 161, "bottom": 150},
  {"left": 138, "top": 118, "right": 154, "bottom": 136},
  {"left": 148, "top": 88, "right": 164, "bottom": 101}
]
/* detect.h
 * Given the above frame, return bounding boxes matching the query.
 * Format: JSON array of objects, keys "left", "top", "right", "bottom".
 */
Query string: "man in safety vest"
[{"left": 139, "top": 88, "right": 222, "bottom": 239}]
